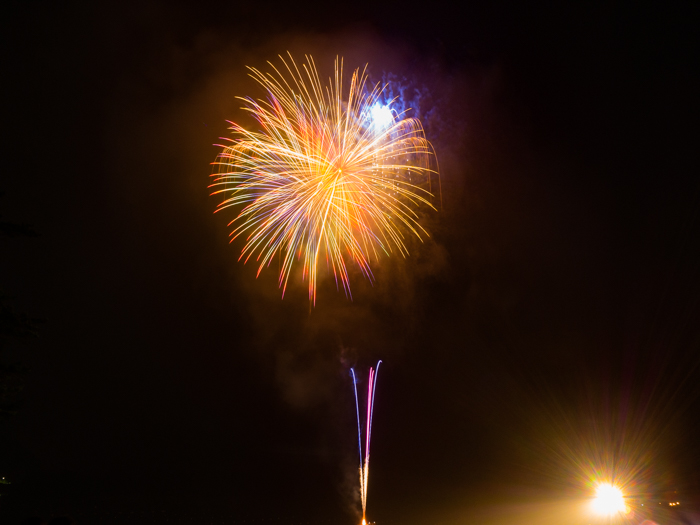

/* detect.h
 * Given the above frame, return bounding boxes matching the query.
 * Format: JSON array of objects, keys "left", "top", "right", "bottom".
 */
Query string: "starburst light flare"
[
  {"left": 210, "top": 54, "right": 439, "bottom": 304},
  {"left": 591, "top": 483, "right": 628, "bottom": 516}
]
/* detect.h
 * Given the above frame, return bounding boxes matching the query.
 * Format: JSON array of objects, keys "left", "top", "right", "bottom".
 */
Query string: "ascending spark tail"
[{"left": 351, "top": 361, "right": 382, "bottom": 523}]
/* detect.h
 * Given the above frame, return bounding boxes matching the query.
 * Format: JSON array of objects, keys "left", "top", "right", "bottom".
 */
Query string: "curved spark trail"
[
  {"left": 210, "top": 54, "right": 438, "bottom": 304},
  {"left": 351, "top": 369, "right": 363, "bottom": 468},
  {"left": 351, "top": 361, "right": 382, "bottom": 524}
]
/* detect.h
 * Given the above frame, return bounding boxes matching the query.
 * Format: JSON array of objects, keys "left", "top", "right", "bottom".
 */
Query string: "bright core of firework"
[
  {"left": 210, "top": 54, "right": 438, "bottom": 304},
  {"left": 591, "top": 483, "right": 627, "bottom": 515},
  {"left": 370, "top": 103, "right": 394, "bottom": 131}
]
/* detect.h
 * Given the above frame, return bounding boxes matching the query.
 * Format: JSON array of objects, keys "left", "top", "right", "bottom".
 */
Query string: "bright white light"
[
  {"left": 591, "top": 484, "right": 627, "bottom": 515},
  {"left": 370, "top": 103, "right": 393, "bottom": 131}
]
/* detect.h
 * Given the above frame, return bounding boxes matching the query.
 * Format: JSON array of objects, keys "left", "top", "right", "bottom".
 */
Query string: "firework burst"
[{"left": 210, "top": 54, "right": 438, "bottom": 304}]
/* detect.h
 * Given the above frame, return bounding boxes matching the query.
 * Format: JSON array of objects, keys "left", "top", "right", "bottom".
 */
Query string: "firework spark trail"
[
  {"left": 210, "top": 54, "right": 438, "bottom": 304},
  {"left": 351, "top": 368, "right": 363, "bottom": 468},
  {"left": 352, "top": 361, "right": 382, "bottom": 524}
]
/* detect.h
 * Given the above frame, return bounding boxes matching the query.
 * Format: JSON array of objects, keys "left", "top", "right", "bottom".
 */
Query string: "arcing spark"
[
  {"left": 351, "top": 361, "right": 382, "bottom": 524},
  {"left": 210, "top": 54, "right": 438, "bottom": 304}
]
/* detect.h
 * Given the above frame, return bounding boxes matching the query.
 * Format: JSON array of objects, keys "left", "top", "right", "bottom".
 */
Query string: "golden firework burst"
[{"left": 210, "top": 54, "right": 439, "bottom": 303}]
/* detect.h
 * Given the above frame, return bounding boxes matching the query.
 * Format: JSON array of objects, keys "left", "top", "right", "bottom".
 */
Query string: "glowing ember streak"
[
  {"left": 210, "top": 54, "right": 438, "bottom": 304},
  {"left": 351, "top": 361, "right": 382, "bottom": 523}
]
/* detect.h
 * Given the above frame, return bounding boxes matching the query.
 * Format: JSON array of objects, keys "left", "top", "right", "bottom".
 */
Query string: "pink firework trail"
[{"left": 351, "top": 361, "right": 381, "bottom": 525}]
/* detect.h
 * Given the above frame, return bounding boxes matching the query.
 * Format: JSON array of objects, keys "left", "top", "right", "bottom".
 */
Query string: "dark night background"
[{"left": 1, "top": 1, "right": 699, "bottom": 523}]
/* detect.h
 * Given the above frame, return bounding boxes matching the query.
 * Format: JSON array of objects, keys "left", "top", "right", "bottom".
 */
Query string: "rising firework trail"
[
  {"left": 210, "top": 54, "right": 439, "bottom": 304},
  {"left": 351, "top": 361, "right": 382, "bottom": 525}
]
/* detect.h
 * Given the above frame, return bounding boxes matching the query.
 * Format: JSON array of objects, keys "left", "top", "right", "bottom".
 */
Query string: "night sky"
[{"left": 1, "top": 1, "right": 699, "bottom": 524}]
